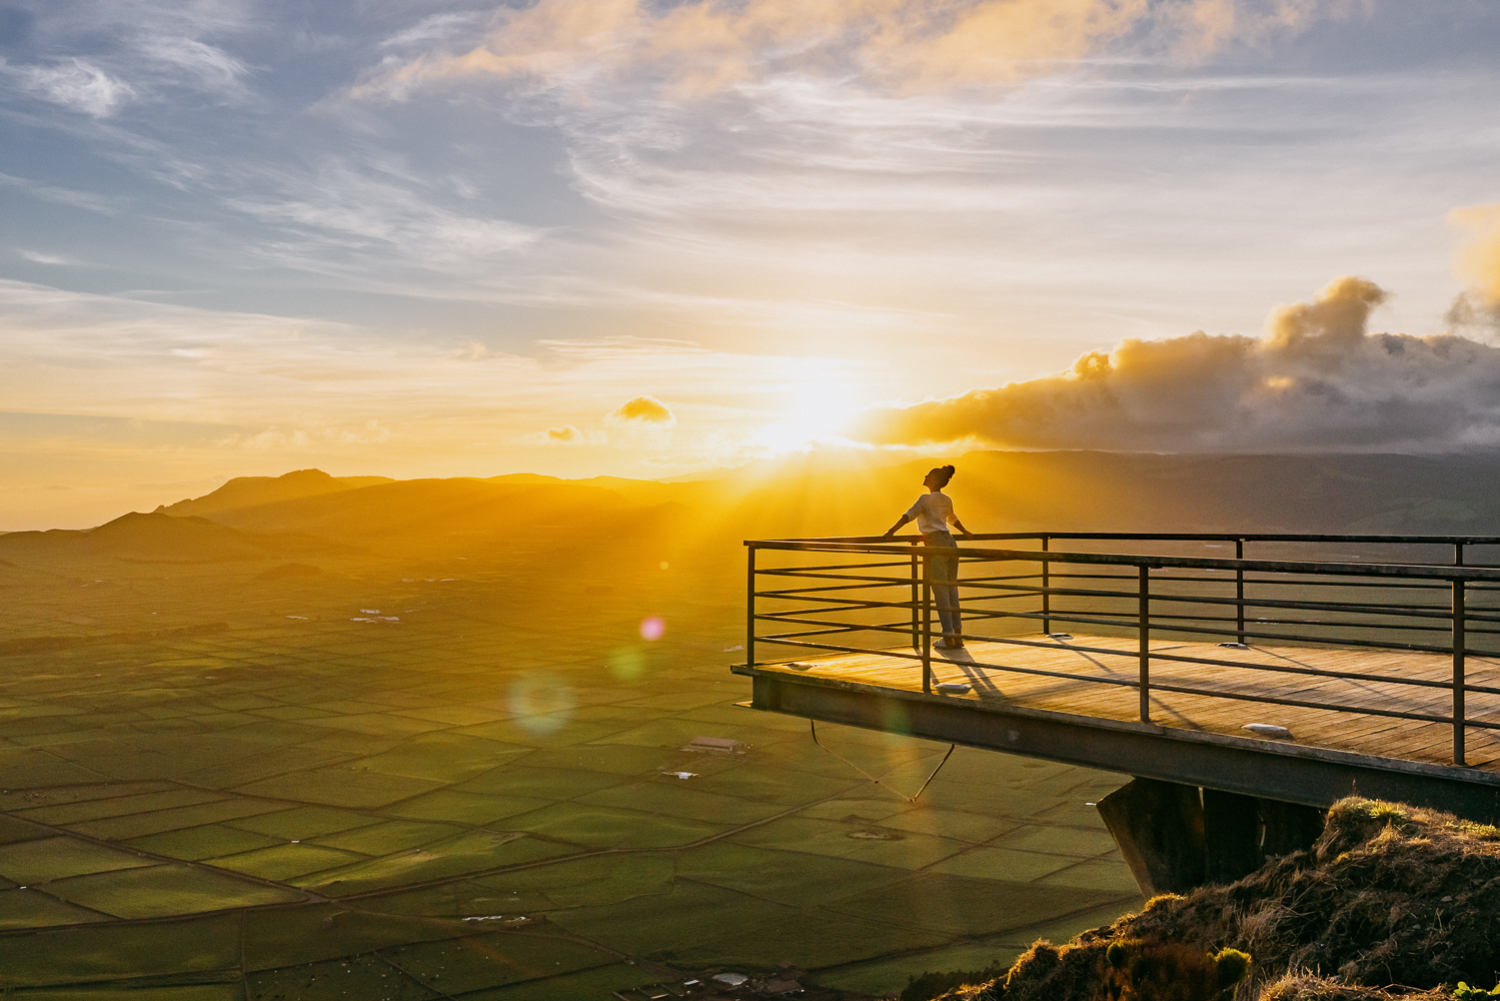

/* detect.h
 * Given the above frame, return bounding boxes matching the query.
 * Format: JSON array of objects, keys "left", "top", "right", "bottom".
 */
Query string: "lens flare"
[
  {"left": 609, "top": 647, "right": 646, "bottom": 681},
  {"left": 640, "top": 616, "right": 665, "bottom": 641},
  {"left": 508, "top": 673, "right": 575, "bottom": 733}
]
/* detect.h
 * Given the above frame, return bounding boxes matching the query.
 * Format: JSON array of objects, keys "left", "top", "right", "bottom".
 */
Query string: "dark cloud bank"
[{"left": 855, "top": 276, "right": 1500, "bottom": 452}]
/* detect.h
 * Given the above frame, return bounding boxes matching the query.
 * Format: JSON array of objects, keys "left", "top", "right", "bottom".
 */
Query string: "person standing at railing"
[{"left": 881, "top": 464, "right": 973, "bottom": 650}]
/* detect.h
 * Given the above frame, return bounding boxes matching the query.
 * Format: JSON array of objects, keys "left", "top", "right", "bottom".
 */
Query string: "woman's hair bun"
[{"left": 941, "top": 464, "right": 955, "bottom": 476}]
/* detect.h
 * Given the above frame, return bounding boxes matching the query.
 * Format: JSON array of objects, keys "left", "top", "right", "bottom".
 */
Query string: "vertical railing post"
[
  {"left": 1041, "top": 535, "right": 1051, "bottom": 635},
  {"left": 1138, "top": 565, "right": 1151, "bottom": 723},
  {"left": 1235, "top": 538, "right": 1245, "bottom": 645},
  {"left": 745, "top": 545, "right": 756, "bottom": 669},
  {"left": 1454, "top": 575, "right": 1466, "bottom": 766},
  {"left": 910, "top": 551, "right": 920, "bottom": 652},
  {"left": 922, "top": 550, "right": 933, "bottom": 694}
]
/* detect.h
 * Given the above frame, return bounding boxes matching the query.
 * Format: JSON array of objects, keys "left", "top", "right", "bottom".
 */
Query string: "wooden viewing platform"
[{"left": 734, "top": 533, "right": 1500, "bottom": 890}]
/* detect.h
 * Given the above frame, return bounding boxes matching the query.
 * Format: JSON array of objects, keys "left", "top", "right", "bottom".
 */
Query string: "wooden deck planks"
[{"left": 757, "top": 632, "right": 1498, "bottom": 773}]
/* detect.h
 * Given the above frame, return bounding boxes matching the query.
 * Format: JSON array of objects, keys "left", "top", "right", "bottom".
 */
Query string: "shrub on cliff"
[{"left": 921, "top": 797, "right": 1500, "bottom": 1001}]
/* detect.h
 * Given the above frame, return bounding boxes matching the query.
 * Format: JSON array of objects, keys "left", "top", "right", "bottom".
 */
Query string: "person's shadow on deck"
[{"left": 934, "top": 646, "right": 1009, "bottom": 698}]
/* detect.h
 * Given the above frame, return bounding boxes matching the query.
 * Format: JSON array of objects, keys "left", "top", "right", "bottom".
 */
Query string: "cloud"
[
  {"left": 0, "top": 172, "right": 125, "bottom": 215},
  {"left": 222, "top": 159, "right": 543, "bottom": 278},
  {"left": 1447, "top": 203, "right": 1500, "bottom": 333},
  {"left": 0, "top": 1, "right": 259, "bottom": 110},
  {"left": 1264, "top": 275, "right": 1386, "bottom": 352},
  {"left": 139, "top": 36, "right": 248, "bottom": 95},
  {"left": 353, "top": 0, "right": 1346, "bottom": 101},
  {"left": 607, "top": 395, "right": 676, "bottom": 426},
  {"left": 853, "top": 275, "right": 1500, "bottom": 452},
  {"left": 0, "top": 278, "right": 889, "bottom": 492},
  {"left": 19, "top": 251, "right": 77, "bottom": 266},
  {"left": 6, "top": 58, "right": 135, "bottom": 116},
  {"left": 380, "top": 12, "right": 494, "bottom": 51}
]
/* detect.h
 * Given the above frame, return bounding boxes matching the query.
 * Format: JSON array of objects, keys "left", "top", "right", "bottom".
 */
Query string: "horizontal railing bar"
[
  {"left": 1099, "top": 604, "right": 1471, "bottom": 630},
  {"left": 757, "top": 623, "right": 909, "bottom": 641},
  {"left": 1041, "top": 607, "right": 1451, "bottom": 637},
  {"left": 749, "top": 540, "right": 1500, "bottom": 581},
  {"left": 1054, "top": 609, "right": 1454, "bottom": 636},
  {"left": 756, "top": 565, "right": 906, "bottom": 575},
  {"left": 997, "top": 583, "right": 1469, "bottom": 621},
  {"left": 1042, "top": 571, "right": 1454, "bottom": 592},
  {"left": 757, "top": 604, "right": 920, "bottom": 622},
  {"left": 756, "top": 559, "right": 919, "bottom": 574},
  {"left": 756, "top": 531, "right": 1500, "bottom": 546},
  {"left": 756, "top": 624, "right": 945, "bottom": 643},
  {"left": 936, "top": 583, "right": 1468, "bottom": 625},
  {"left": 756, "top": 581, "right": 919, "bottom": 598},
  {"left": 978, "top": 608, "right": 1489, "bottom": 655}
]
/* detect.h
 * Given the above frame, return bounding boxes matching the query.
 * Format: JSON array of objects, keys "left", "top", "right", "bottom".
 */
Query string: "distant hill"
[
  {"left": 938, "top": 451, "right": 1500, "bottom": 536},
  {"left": 735, "top": 450, "right": 1500, "bottom": 535},
  {"left": 691, "top": 449, "right": 1500, "bottom": 544},
  {"left": 120, "top": 452, "right": 1500, "bottom": 566},
  {"left": 154, "top": 474, "right": 695, "bottom": 562},
  {"left": 0, "top": 511, "right": 343, "bottom": 564},
  {"left": 156, "top": 469, "right": 392, "bottom": 518}
]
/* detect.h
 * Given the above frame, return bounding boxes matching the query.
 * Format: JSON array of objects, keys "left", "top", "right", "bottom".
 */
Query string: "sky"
[{"left": 1, "top": 0, "right": 1499, "bottom": 528}]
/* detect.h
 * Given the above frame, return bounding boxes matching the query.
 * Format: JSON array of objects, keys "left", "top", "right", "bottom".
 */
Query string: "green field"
[{"left": 0, "top": 495, "right": 1140, "bottom": 998}]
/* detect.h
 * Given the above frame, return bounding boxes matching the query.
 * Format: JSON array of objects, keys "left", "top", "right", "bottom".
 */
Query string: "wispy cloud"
[
  {"left": 3, "top": 57, "right": 135, "bottom": 116},
  {"left": 18, "top": 250, "right": 78, "bottom": 266},
  {"left": 380, "top": 12, "right": 494, "bottom": 52},
  {"left": 354, "top": 0, "right": 1351, "bottom": 102},
  {"left": 139, "top": 35, "right": 249, "bottom": 97},
  {"left": 0, "top": 171, "right": 127, "bottom": 214},
  {"left": 0, "top": 0, "right": 255, "bottom": 114},
  {"left": 222, "top": 158, "right": 543, "bottom": 278},
  {"left": 0, "top": 279, "right": 887, "bottom": 466}
]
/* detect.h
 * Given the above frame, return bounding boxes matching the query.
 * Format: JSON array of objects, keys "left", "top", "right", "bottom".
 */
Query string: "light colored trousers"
[{"left": 924, "top": 531, "right": 961, "bottom": 637}]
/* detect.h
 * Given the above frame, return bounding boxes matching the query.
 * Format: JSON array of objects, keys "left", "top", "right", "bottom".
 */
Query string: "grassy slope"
[{"left": 939, "top": 797, "right": 1500, "bottom": 1001}]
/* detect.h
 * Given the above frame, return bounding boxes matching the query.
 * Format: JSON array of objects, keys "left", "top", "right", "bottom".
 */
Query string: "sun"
[{"left": 753, "top": 375, "right": 864, "bottom": 454}]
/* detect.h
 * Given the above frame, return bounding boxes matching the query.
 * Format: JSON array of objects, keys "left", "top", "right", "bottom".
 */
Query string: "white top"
[{"left": 905, "top": 492, "right": 957, "bottom": 535}]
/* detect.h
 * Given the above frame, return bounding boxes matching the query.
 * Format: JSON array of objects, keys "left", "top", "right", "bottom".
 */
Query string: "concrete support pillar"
[
  {"left": 1097, "top": 777, "right": 1205, "bottom": 897},
  {"left": 1098, "top": 781, "right": 1328, "bottom": 898},
  {"left": 1259, "top": 798, "right": 1324, "bottom": 856},
  {"left": 1203, "top": 789, "right": 1262, "bottom": 884}
]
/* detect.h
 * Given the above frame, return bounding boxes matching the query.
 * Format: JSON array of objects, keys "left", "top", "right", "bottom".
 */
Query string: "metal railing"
[{"left": 745, "top": 533, "right": 1500, "bottom": 767}]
